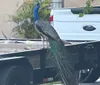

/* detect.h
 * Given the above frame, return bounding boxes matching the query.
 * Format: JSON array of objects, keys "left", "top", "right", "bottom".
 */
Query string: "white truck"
[{"left": 49, "top": 7, "right": 100, "bottom": 83}]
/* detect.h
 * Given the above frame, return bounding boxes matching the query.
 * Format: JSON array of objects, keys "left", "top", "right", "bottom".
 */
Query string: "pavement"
[
  {"left": 41, "top": 78, "right": 100, "bottom": 85},
  {"left": 52, "top": 83, "right": 100, "bottom": 85},
  {"left": 79, "top": 82, "right": 100, "bottom": 85}
]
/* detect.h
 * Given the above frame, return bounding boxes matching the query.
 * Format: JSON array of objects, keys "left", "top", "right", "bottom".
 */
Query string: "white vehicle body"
[{"left": 50, "top": 7, "right": 100, "bottom": 41}]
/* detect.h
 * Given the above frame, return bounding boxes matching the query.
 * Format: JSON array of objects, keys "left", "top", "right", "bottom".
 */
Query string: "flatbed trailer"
[{"left": 0, "top": 40, "right": 100, "bottom": 85}]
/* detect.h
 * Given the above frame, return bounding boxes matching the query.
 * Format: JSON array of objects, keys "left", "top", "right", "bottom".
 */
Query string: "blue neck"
[{"left": 34, "top": 2, "right": 40, "bottom": 21}]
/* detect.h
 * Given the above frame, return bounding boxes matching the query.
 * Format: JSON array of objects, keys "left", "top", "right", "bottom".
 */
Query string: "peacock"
[
  {"left": 34, "top": 1, "right": 60, "bottom": 42},
  {"left": 34, "top": 2, "right": 78, "bottom": 85}
]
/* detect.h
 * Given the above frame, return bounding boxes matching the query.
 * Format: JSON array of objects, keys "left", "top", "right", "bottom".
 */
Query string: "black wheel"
[
  {"left": 0, "top": 66, "right": 30, "bottom": 85},
  {"left": 79, "top": 67, "right": 100, "bottom": 83}
]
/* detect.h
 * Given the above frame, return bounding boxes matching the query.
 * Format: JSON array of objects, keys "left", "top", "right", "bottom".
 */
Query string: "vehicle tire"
[
  {"left": 0, "top": 66, "right": 30, "bottom": 85},
  {"left": 79, "top": 67, "right": 100, "bottom": 83}
]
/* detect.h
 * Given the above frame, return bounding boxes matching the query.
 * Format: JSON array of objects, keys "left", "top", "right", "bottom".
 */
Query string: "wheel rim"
[{"left": 78, "top": 68, "right": 93, "bottom": 82}]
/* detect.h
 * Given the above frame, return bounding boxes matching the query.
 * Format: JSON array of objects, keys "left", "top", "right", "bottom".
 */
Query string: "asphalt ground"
[
  {"left": 42, "top": 82, "right": 100, "bottom": 85},
  {"left": 79, "top": 82, "right": 100, "bottom": 85},
  {"left": 41, "top": 83, "right": 100, "bottom": 85}
]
